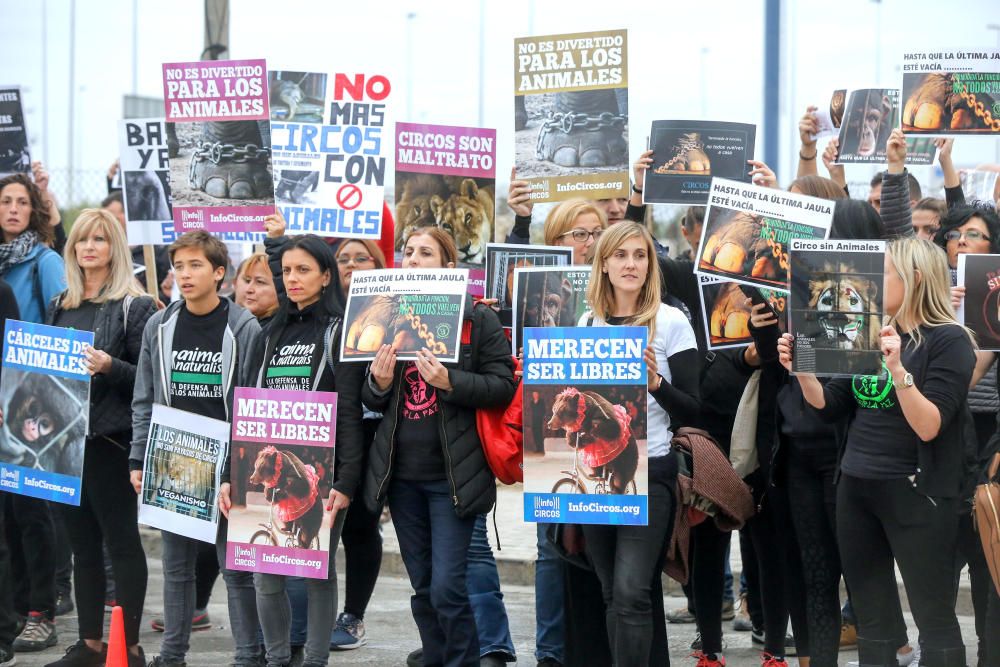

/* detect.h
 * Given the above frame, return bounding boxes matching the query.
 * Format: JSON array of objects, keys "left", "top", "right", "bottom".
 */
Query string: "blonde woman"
[
  {"left": 778, "top": 238, "right": 975, "bottom": 667},
  {"left": 44, "top": 209, "right": 156, "bottom": 667},
  {"left": 579, "top": 221, "right": 699, "bottom": 667},
  {"left": 543, "top": 199, "right": 608, "bottom": 266}
]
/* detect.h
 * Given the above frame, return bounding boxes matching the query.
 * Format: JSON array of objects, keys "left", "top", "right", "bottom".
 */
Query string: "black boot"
[
  {"left": 856, "top": 637, "right": 899, "bottom": 667},
  {"left": 920, "top": 646, "right": 967, "bottom": 667}
]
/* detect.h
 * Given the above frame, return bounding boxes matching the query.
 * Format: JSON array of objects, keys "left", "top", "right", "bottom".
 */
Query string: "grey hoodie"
[{"left": 129, "top": 299, "right": 260, "bottom": 470}]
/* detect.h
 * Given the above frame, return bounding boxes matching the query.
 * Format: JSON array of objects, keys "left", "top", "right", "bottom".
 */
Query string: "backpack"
[{"left": 462, "top": 303, "right": 524, "bottom": 484}]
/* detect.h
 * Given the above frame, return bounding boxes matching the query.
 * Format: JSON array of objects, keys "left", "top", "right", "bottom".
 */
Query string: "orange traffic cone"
[{"left": 107, "top": 606, "right": 128, "bottom": 667}]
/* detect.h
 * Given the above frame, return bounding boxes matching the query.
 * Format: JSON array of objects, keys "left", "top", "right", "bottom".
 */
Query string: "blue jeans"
[
  {"left": 159, "top": 521, "right": 260, "bottom": 666},
  {"left": 286, "top": 577, "right": 308, "bottom": 646},
  {"left": 390, "top": 478, "right": 478, "bottom": 667},
  {"left": 468, "top": 514, "right": 515, "bottom": 659},
  {"left": 535, "top": 523, "right": 564, "bottom": 663}
]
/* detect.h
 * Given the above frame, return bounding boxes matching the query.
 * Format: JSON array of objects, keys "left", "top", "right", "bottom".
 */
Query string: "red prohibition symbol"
[{"left": 337, "top": 184, "right": 363, "bottom": 210}]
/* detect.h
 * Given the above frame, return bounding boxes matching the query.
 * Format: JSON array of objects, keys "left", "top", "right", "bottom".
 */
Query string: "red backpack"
[{"left": 461, "top": 314, "right": 524, "bottom": 484}]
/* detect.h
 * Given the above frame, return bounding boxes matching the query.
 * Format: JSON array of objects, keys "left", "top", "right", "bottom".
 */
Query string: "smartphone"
[{"left": 739, "top": 284, "right": 779, "bottom": 322}]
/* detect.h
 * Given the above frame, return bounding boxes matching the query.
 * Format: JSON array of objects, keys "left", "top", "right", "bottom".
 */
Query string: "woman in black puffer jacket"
[{"left": 362, "top": 226, "right": 515, "bottom": 667}]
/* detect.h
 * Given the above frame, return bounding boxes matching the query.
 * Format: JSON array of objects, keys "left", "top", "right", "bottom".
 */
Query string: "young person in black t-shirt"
[
  {"left": 130, "top": 232, "right": 261, "bottom": 667},
  {"left": 220, "top": 227, "right": 365, "bottom": 667},
  {"left": 778, "top": 238, "right": 976, "bottom": 667}
]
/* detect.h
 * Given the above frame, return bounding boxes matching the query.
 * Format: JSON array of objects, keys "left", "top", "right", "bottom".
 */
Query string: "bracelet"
[
  {"left": 632, "top": 183, "right": 643, "bottom": 194},
  {"left": 799, "top": 150, "right": 817, "bottom": 161}
]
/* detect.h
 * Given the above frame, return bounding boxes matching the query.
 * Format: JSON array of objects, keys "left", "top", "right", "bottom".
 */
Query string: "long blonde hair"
[
  {"left": 62, "top": 209, "right": 145, "bottom": 309},
  {"left": 886, "top": 237, "right": 974, "bottom": 347},
  {"left": 543, "top": 199, "right": 608, "bottom": 247},
  {"left": 587, "top": 221, "right": 661, "bottom": 335}
]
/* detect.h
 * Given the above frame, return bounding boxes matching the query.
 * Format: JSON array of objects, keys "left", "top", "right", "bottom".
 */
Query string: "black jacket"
[
  {"left": 0, "top": 280, "right": 19, "bottom": 383},
  {"left": 361, "top": 298, "right": 515, "bottom": 518},
  {"left": 236, "top": 303, "right": 366, "bottom": 500},
  {"left": 47, "top": 293, "right": 157, "bottom": 438}
]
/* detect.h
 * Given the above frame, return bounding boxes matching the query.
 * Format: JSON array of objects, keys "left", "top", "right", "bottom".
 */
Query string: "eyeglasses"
[
  {"left": 560, "top": 228, "right": 604, "bottom": 243},
  {"left": 336, "top": 255, "right": 374, "bottom": 266},
  {"left": 944, "top": 230, "right": 991, "bottom": 242}
]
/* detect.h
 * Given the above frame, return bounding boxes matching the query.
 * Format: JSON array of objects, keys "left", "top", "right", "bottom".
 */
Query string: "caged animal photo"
[
  {"left": 791, "top": 256, "right": 882, "bottom": 352},
  {"left": 699, "top": 208, "right": 787, "bottom": 285},
  {"left": 394, "top": 173, "right": 496, "bottom": 265},
  {"left": 342, "top": 294, "right": 455, "bottom": 359},
  {"left": 522, "top": 384, "right": 648, "bottom": 497},
  {"left": 0, "top": 371, "right": 88, "bottom": 477},
  {"left": 902, "top": 72, "right": 1000, "bottom": 134}
]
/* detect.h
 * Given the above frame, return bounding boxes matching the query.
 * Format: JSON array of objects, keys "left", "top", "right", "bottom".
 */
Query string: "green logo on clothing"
[{"left": 851, "top": 360, "right": 895, "bottom": 409}]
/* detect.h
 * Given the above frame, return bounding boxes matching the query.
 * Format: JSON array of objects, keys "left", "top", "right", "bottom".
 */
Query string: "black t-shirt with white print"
[
  {"left": 170, "top": 300, "right": 228, "bottom": 422},
  {"left": 263, "top": 302, "right": 334, "bottom": 393}
]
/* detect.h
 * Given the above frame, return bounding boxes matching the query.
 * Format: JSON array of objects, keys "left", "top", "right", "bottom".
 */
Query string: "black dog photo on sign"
[{"left": 790, "top": 246, "right": 884, "bottom": 376}]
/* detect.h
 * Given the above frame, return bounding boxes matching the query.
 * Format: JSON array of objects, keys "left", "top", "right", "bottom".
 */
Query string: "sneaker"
[
  {"left": 691, "top": 651, "right": 726, "bottom": 667},
  {"left": 329, "top": 612, "right": 367, "bottom": 650},
  {"left": 536, "top": 660, "right": 562, "bottom": 667},
  {"left": 406, "top": 648, "right": 422, "bottom": 667},
  {"left": 480, "top": 653, "right": 510, "bottom": 667},
  {"left": 147, "top": 656, "right": 186, "bottom": 667},
  {"left": 0, "top": 644, "right": 15, "bottom": 667},
  {"left": 750, "top": 631, "right": 796, "bottom": 657},
  {"left": 760, "top": 653, "right": 786, "bottom": 667},
  {"left": 126, "top": 647, "right": 146, "bottom": 667},
  {"left": 732, "top": 593, "right": 753, "bottom": 632},
  {"left": 721, "top": 598, "right": 735, "bottom": 622},
  {"left": 690, "top": 634, "right": 727, "bottom": 652},
  {"left": 840, "top": 621, "right": 858, "bottom": 648},
  {"left": 150, "top": 611, "right": 211, "bottom": 632},
  {"left": 666, "top": 606, "right": 697, "bottom": 624},
  {"left": 43, "top": 641, "right": 106, "bottom": 667},
  {"left": 13, "top": 613, "right": 57, "bottom": 652},
  {"left": 55, "top": 593, "right": 74, "bottom": 617},
  {"left": 289, "top": 645, "right": 304, "bottom": 667}
]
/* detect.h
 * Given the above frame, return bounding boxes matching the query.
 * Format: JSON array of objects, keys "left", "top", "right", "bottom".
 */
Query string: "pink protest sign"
[
  {"left": 163, "top": 59, "right": 269, "bottom": 122},
  {"left": 226, "top": 388, "right": 337, "bottom": 578}
]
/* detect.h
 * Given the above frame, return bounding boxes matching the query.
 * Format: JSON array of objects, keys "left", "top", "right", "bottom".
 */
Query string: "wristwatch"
[{"left": 897, "top": 371, "right": 914, "bottom": 389}]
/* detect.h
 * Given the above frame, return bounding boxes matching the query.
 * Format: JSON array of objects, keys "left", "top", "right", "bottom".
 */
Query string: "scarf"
[{"left": 0, "top": 231, "right": 39, "bottom": 276}]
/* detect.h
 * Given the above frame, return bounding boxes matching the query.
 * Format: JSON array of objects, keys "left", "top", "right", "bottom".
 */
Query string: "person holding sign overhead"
[
  {"left": 362, "top": 227, "right": 515, "bottom": 667},
  {"left": 778, "top": 237, "right": 975, "bottom": 667},
  {"left": 41, "top": 209, "right": 156, "bottom": 667},
  {"left": 578, "top": 221, "right": 699, "bottom": 667},
  {"left": 222, "top": 222, "right": 366, "bottom": 667}
]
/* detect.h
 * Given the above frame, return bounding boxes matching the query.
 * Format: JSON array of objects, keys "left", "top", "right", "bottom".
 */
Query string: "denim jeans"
[
  {"left": 286, "top": 577, "right": 308, "bottom": 647},
  {"left": 534, "top": 523, "right": 564, "bottom": 663},
  {"left": 468, "top": 514, "right": 515, "bottom": 659},
  {"left": 390, "top": 478, "right": 478, "bottom": 667},
  {"left": 160, "top": 521, "right": 260, "bottom": 665},
  {"left": 581, "top": 453, "right": 677, "bottom": 667},
  {"left": 255, "top": 510, "right": 346, "bottom": 667},
  {"left": 215, "top": 517, "right": 261, "bottom": 667}
]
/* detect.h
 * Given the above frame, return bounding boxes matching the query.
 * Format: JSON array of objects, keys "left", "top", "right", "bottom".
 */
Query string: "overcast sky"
[{"left": 1, "top": 0, "right": 998, "bottom": 205}]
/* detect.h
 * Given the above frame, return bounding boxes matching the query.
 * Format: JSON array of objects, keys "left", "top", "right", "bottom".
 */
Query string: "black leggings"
[
  {"left": 690, "top": 520, "right": 731, "bottom": 656},
  {"left": 785, "top": 443, "right": 841, "bottom": 667},
  {"left": 6, "top": 493, "right": 56, "bottom": 619},
  {"left": 59, "top": 434, "right": 148, "bottom": 646},
  {"left": 837, "top": 474, "right": 964, "bottom": 662},
  {"left": 743, "top": 474, "right": 809, "bottom": 658},
  {"left": 340, "top": 417, "right": 383, "bottom": 619}
]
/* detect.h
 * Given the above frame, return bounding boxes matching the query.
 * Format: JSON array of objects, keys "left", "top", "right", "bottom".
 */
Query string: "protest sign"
[
  {"left": 0, "top": 87, "right": 30, "bottom": 178},
  {"left": 957, "top": 253, "right": 1000, "bottom": 350},
  {"left": 0, "top": 320, "right": 92, "bottom": 505},
  {"left": 138, "top": 404, "right": 227, "bottom": 542},
  {"left": 162, "top": 59, "right": 274, "bottom": 235},
  {"left": 395, "top": 123, "right": 495, "bottom": 263},
  {"left": 789, "top": 239, "right": 885, "bottom": 376},
  {"left": 511, "top": 266, "right": 590, "bottom": 354},
  {"left": 270, "top": 70, "right": 390, "bottom": 239},
  {"left": 698, "top": 276, "right": 788, "bottom": 350},
  {"left": 901, "top": 49, "right": 1000, "bottom": 137},
  {"left": 340, "top": 268, "right": 469, "bottom": 363},
  {"left": 810, "top": 89, "right": 847, "bottom": 141},
  {"left": 118, "top": 118, "right": 174, "bottom": 246},
  {"left": 960, "top": 169, "right": 1000, "bottom": 203},
  {"left": 485, "top": 244, "right": 572, "bottom": 327},
  {"left": 522, "top": 325, "right": 648, "bottom": 525},
  {"left": 514, "top": 29, "right": 629, "bottom": 203},
  {"left": 835, "top": 89, "right": 936, "bottom": 165},
  {"left": 642, "top": 121, "right": 756, "bottom": 205},
  {"left": 226, "top": 388, "right": 337, "bottom": 579},
  {"left": 695, "top": 177, "right": 833, "bottom": 290}
]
